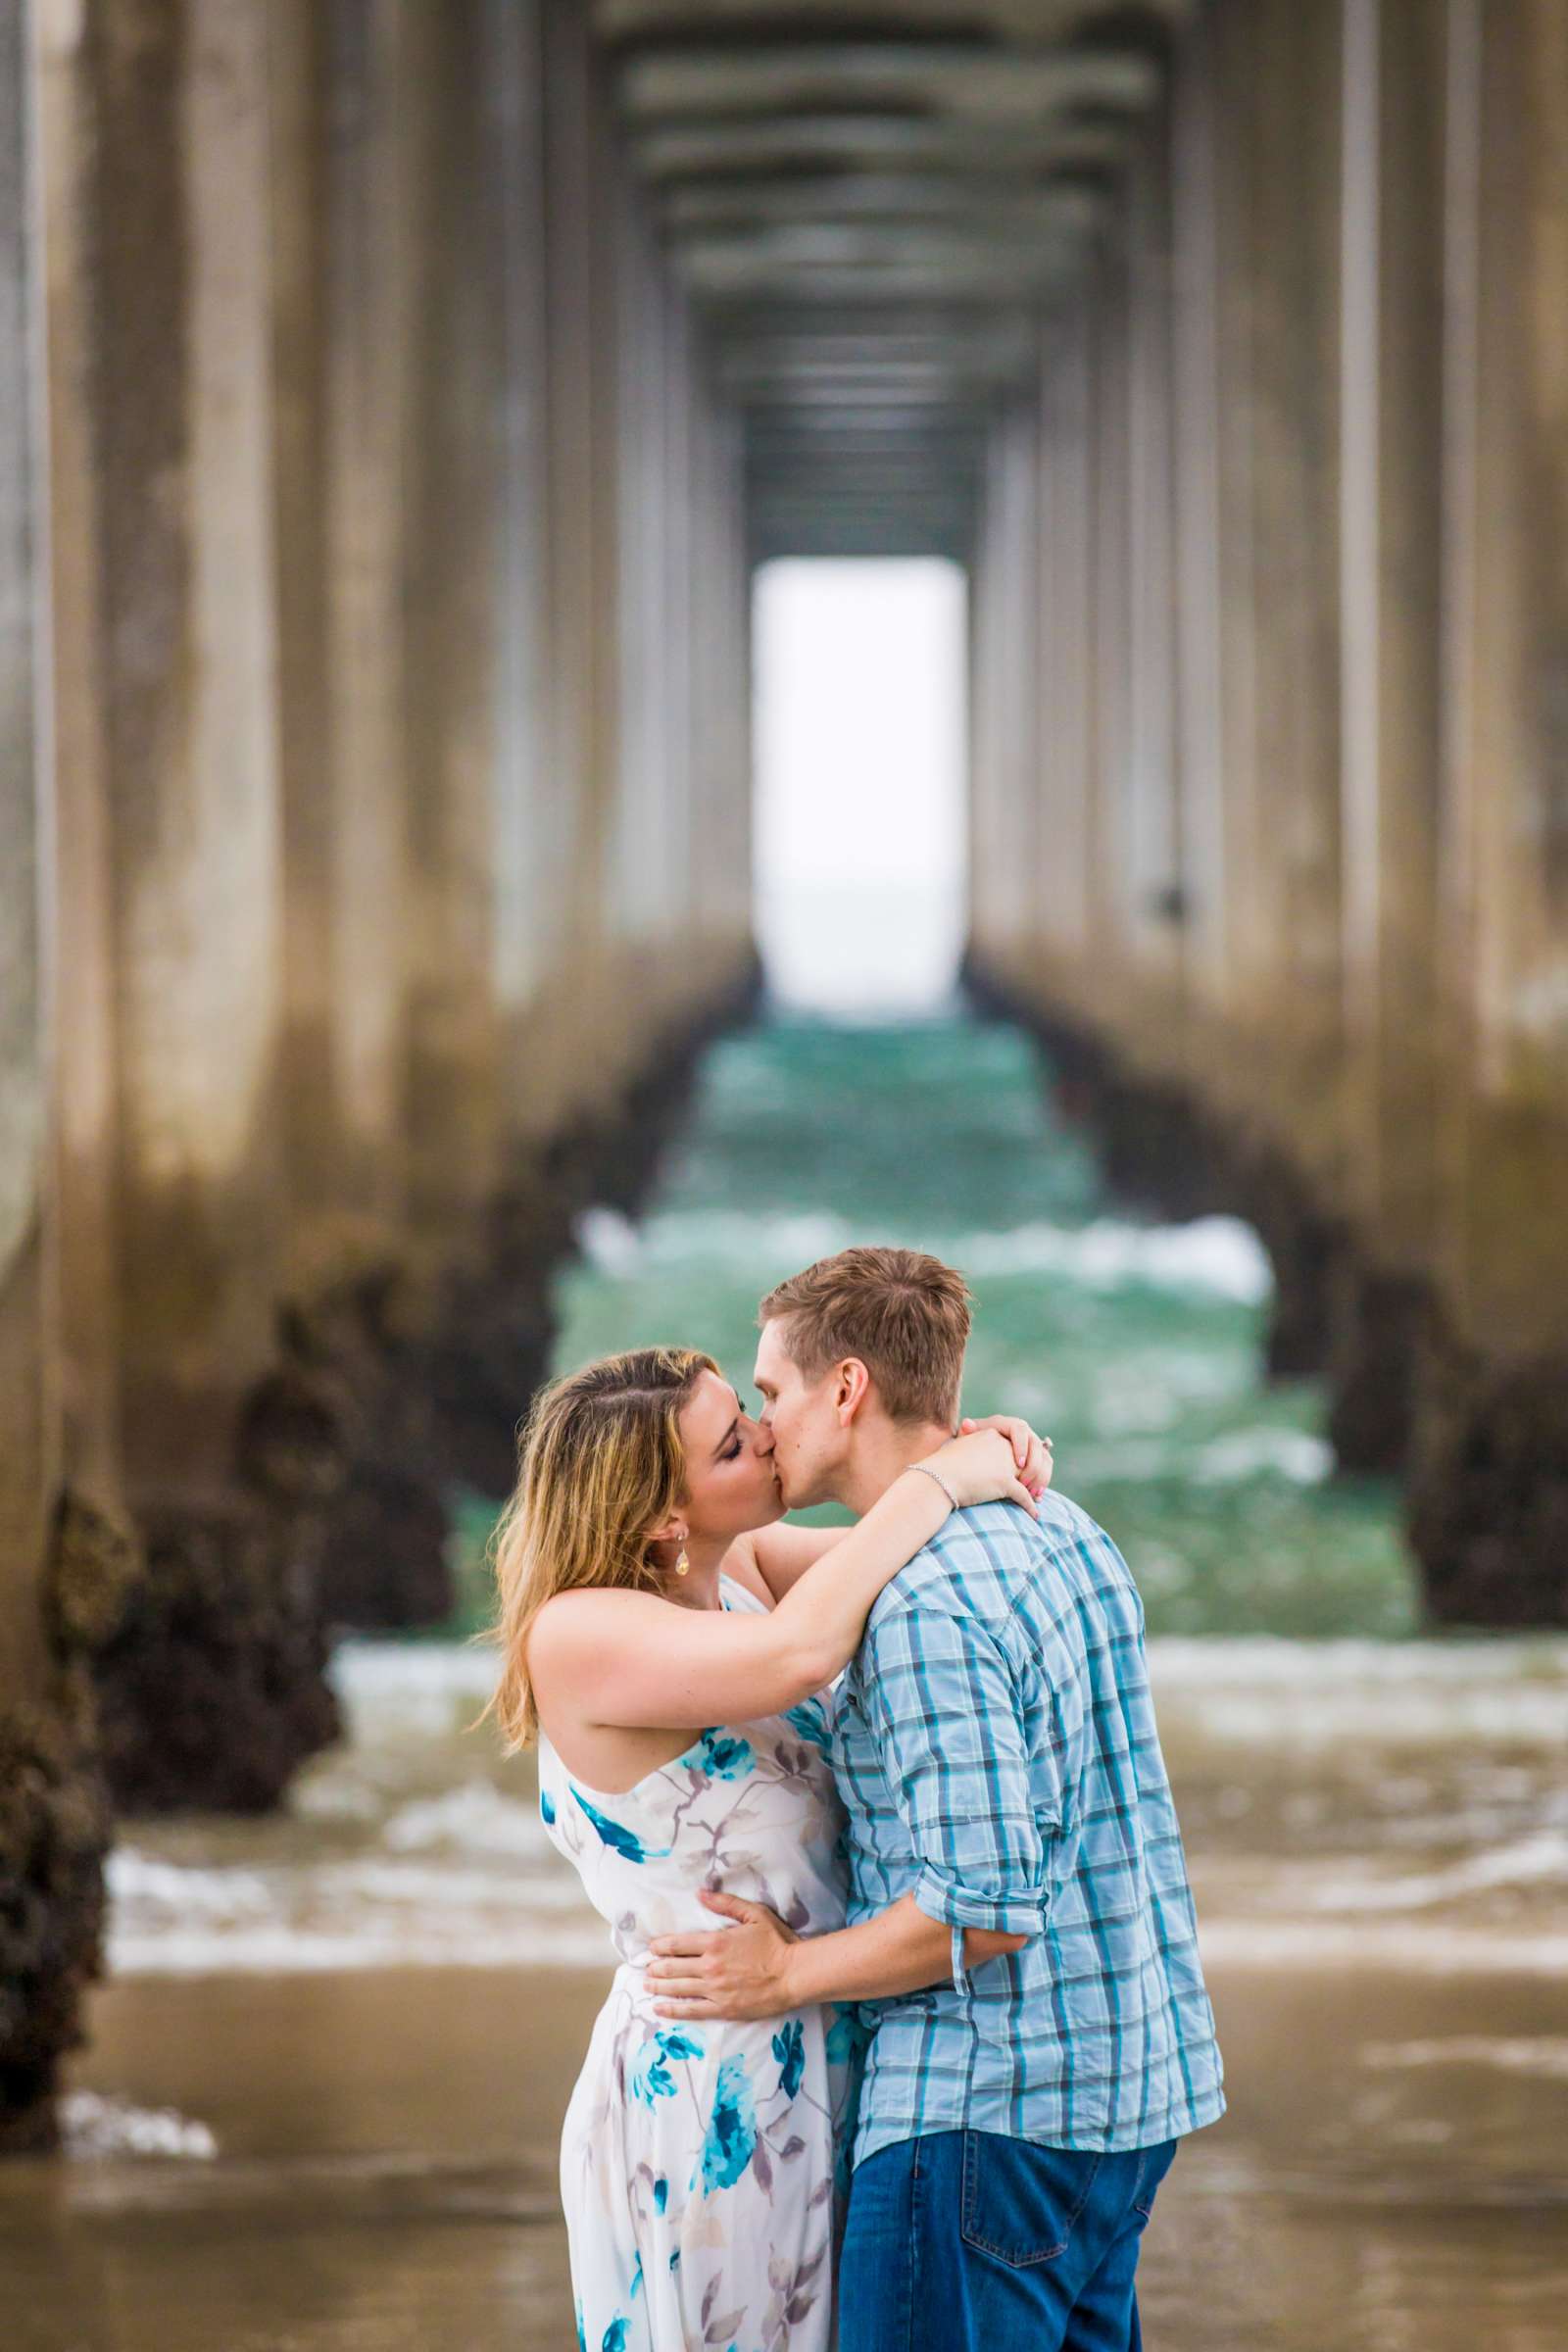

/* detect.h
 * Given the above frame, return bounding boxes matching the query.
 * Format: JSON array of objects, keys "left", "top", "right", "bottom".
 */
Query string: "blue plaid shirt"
[{"left": 829, "top": 1493, "right": 1225, "bottom": 2166}]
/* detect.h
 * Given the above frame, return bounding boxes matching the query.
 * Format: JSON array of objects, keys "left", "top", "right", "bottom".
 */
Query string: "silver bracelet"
[{"left": 906, "top": 1460, "right": 958, "bottom": 1511}]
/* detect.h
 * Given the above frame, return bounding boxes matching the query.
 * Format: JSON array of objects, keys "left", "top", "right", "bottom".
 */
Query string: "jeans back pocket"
[{"left": 958, "top": 2131, "right": 1102, "bottom": 2269}]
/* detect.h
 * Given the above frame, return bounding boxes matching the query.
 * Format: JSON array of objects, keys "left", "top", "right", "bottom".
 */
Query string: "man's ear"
[{"left": 833, "top": 1358, "right": 872, "bottom": 1427}]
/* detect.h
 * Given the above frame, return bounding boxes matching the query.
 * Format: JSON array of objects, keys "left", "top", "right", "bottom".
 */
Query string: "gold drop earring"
[{"left": 674, "top": 1544, "right": 690, "bottom": 1578}]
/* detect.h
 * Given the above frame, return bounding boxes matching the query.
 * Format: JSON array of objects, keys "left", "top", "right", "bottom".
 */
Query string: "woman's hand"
[
  {"left": 922, "top": 1427, "right": 1039, "bottom": 1514},
  {"left": 959, "top": 1412, "right": 1054, "bottom": 1502}
]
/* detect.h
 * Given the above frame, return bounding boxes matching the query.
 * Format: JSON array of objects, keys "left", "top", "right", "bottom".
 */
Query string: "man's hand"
[{"left": 646, "top": 1888, "right": 801, "bottom": 2022}]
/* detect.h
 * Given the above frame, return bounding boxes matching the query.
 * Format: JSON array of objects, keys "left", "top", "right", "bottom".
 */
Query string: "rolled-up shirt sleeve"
[{"left": 860, "top": 1602, "right": 1060, "bottom": 1988}]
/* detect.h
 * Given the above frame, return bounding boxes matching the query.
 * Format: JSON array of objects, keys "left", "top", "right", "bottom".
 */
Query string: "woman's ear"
[{"left": 647, "top": 1516, "right": 688, "bottom": 1546}]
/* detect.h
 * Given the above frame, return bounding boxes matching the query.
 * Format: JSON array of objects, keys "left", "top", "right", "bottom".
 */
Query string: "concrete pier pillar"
[
  {"left": 525, "top": 0, "right": 753, "bottom": 1166},
  {"left": 1219, "top": 0, "right": 1346, "bottom": 1180},
  {"left": 1331, "top": 0, "right": 1449, "bottom": 1470},
  {"left": 32, "top": 0, "right": 341, "bottom": 1808},
  {"left": 1339, "top": 0, "right": 1447, "bottom": 1256},
  {"left": 1169, "top": 5, "right": 1230, "bottom": 1054},
  {"left": 1437, "top": 0, "right": 1568, "bottom": 1357},
  {"left": 971, "top": 392, "right": 1040, "bottom": 982},
  {"left": 252, "top": 0, "right": 459, "bottom": 1622},
  {"left": 531, "top": 0, "right": 617, "bottom": 1133},
  {"left": 267, "top": 1, "right": 336, "bottom": 1224},
  {"left": 1408, "top": 0, "right": 1568, "bottom": 1622},
  {"left": 1176, "top": 0, "right": 1348, "bottom": 1376},
  {"left": 0, "top": 0, "right": 114, "bottom": 2153},
  {"left": 92, "top": 0, "right": 291, "bottom": 1488},
  {"left": 1088, "top": 246, "right": 1133, "bottom": 1023},
  {"left": 399, "top": 0, "right": 506, "bottom": 1242},
  {"left": 1035, "top": 303, "right": 1098, "bottom": 982},
  {"left": 309, "top": 0, "right": 415, "bottom": 1232},
  {"left": 1121, "top": 109, "right": 1183, "bottom": 1041},
  {"left": 609, "top": 170, "right": 674, "bottom": 1019}
]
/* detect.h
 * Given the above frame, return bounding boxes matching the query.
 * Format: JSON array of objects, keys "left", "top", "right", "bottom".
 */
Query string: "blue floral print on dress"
[
  {"left": 697, "top": 2053, "right": 758, "bottom": 2193},
  {"left": 540, "top": 1787, "right": 557, "bottom": 1827},
  {"left": 570, "top": 1788, "right": 670, "bottom": 1864},
  {"left": 771, "top": 2019, "right": 806, "bottom": 2101},
  {"left": 784, "top": 1694, "right": 833, "bottom": 1752},
  {"left": 630, "top": 2028, "right": 705, "bottom": 2107},
  {"left": 695, "top": 1728, "right": 753, "bottom": 1781}
]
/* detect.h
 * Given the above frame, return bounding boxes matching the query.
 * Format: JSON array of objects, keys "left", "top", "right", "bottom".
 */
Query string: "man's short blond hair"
[{"left": 758, "top": 1246, "right": 973, "bottom": 1429}]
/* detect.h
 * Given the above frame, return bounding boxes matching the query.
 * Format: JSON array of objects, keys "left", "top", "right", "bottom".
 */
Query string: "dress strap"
[{"left": 716, "top": 1571, "right": 768, "bottom": 1617}]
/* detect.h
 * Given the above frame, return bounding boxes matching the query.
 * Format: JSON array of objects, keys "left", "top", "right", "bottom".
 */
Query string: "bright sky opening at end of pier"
[{"left": 752, "top": 560, "right": 969, "bottom": 1016}]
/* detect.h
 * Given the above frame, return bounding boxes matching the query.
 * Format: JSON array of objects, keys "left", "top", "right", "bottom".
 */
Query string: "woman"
[{"left": 481, "top": 1345, "right": 1049, "bottom": 2352}]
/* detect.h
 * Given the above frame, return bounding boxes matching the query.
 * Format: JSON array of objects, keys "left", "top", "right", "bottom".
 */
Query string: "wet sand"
[{"left": 9, "top": 1952, "right": 1566, "bottom": 2352}]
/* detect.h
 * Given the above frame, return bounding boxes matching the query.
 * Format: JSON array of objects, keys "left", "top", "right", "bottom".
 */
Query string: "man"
[{"left": 648, "top": 1245, "right": 1225, "bottom": 2352}]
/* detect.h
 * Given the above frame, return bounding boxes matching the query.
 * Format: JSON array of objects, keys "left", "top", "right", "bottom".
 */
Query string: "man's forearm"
[{"left": 784, "top": 1892, "right": 1026, "bottom": 2006}]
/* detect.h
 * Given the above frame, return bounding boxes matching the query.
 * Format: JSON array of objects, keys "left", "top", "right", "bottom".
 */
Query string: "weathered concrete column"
[
  {"left": 1331, "top": 0, "right": 1449, "bottom": 1469},
  {"left": 520, "top": 1, "right": 754, "bottom": 1200},
  {"left": 976, "top": 0, "right": 1350, "bottom": 1351},
  {"left": 1088, "top": 242, "right": 1133, "bottom": 1025},
  {"left": 524, "top": 0, "right": 616, "bottom": 1138},
  {"left": 965, "top": 436, "right": 1002, "bottom": 973},
  {"left": 29, "top": 7, "right": 125, "bottom": 1571},
  {"left": 254, "top": 0, "right": 457, "bottom": 1623},
  {"left": 1121, "top": 106, "right": 1184, "bottom": 1042},
  {"left": 1219, "top": 0, "right": 1346, "bottom": 1182},
  {"left": 309, "top": 0, "right": 414, "bottom": 1236},
  {"left": 0, "top": 0, "right": 114, "bottom": 2154},
  {"left": 609, "top": 167, "right": 674, "bottom": 1021},
  {"left": 1169, "top": 1, "right": 1230, "bottom": 1055},
  {"left": 1408, "top": 0, "right": 1568, "bottom": 1622},
  {"left": 688, "top": 372, "right": 754, "bottom": 994},
  {"left": 490, "top": 0, "right": 552, "bottom": 1106},
  {"left": 267, "top": 1, "right": 336, "bottom": 1224},
  {"left": 95, "top": 1, "right": 290, "bottom": 1485},
  {"left": 1189, "top": 0, "right": 1348, "bottom": 1376},
  {"left": 35, "top": 0, "right": 340, "bottom": 1806},
  {"left": 383, "top": 0, "right": 565, "bottom": 1511},
  {"left": 399, "top": 1, "right": 506, "bottom": 1242},
  {"left": 970, "top": 391, "right": 1041, "bottom": 986},
  {"left": 1034, "top": 301, "right": 1098, "bottom": 984},
  {"left": 615, "top": 201, "right": 744, "bottom": 1033}
]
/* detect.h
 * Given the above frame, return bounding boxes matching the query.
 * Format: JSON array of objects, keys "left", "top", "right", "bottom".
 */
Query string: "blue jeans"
[{"left": 838, "top": 2131, "right": 1178, "bottom": 2352}]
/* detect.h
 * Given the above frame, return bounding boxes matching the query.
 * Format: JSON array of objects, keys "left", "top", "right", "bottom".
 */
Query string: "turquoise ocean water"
[{"left": 544, "top": 1011, "right": 1416, "bottom": 1640}]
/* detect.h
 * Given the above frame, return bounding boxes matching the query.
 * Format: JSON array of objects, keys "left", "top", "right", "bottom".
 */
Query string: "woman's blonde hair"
[{"left": 472, "top": 1345, "right": 718, "bottom": 1751}]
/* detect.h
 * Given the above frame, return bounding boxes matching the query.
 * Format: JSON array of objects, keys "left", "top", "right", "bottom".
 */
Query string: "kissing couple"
[{"left": 482, "top": 1246, "right": 1225, "bottom": 2352}]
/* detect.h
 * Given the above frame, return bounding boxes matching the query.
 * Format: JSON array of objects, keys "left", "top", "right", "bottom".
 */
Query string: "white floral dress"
[{"left": 539, "top": 1577, "right": 867, "bottom": 2352}]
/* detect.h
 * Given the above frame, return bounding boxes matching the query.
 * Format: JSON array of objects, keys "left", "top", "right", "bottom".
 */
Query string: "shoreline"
[{"left": 6, "top": 1957, "right": 1564, "bottom": 2352}]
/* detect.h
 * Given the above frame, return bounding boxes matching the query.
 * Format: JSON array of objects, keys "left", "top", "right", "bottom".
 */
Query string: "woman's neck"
[{"left": 654, "top": 1531, "right": 729, "bottom": 1613}]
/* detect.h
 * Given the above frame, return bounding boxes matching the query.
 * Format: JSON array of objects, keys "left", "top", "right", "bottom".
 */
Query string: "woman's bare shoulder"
[{"left": 526, "top": 1585, "right": 662, "bottom": 1659}]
